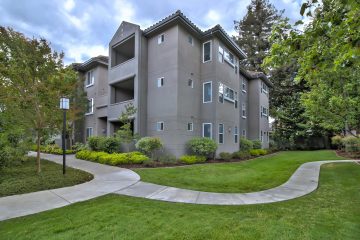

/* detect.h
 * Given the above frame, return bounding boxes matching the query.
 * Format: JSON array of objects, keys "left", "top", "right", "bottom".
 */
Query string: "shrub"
[
  {"left": 186, "top": 137, "right": 217, "bottom": 157},
  {"left": 342, "top": 136, "right": 360, "bottom": 152},
  {"left": 219, "top": 152, "right": 232, "bottom": 161},
  {"left": 99, "top": 137, "right": 121, "bottom": 153},
  {"left": 252, "top": 140, "right": 262, "bottom": 149},
  {"left": 72, "top": 142, "right": 88, "bottom": 152},
  {"left": 88, "top": 136, "right": 104, "bottom": 151},
  {"left": 135, "top": 137, "right": 163, "bottom": 158},
  {"left": 232, "top": 150, "right": 251, "bottom": 159},
  {"left": 156, "top": 154, "right": 177, "bottom": 163},
  {"left": 240, "top": 137, "right": 253, "bottom": 151},
  {"left": 331, "top": 135, "right": 343, "bottom": 149},
  {"left": 249, "top": 149, "right": 261, "bottom": 156},
  {"left": 76, "top": 150, "right": 149, "bottom": 165},
  {"left": 179, "top": 155, "right": 207, "bottom": 164},
  {"left": 258, "top": 149, "right": 268, "bottom": 155}
]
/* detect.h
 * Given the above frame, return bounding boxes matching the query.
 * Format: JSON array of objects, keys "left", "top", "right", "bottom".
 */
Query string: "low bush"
[
  {"left": 331, "top": 135, "right": 343, "bottom": 149},
  {"left": 135, "top": 137, "right": 163, "bottom": 158},
  {"left": 186, "top": 137, "right": 217, "bottom": 157},
  {"left": 342, "top": 136, "right": 360, "bottom": 152},
  {"left": 258, "top": 149, "right": 268, "bottom": 155},
  {"left": 232, "top": 151, "right": 251, "bottom": 159},
  {"left": 100, "top": 137, "right": 121, "bottom": 153},
  {"left": 240, "top": 137, "right": 253, "bottom": 151},
  {"left": 179, "top": 155, "right": 207, "bottom": 164},
  {"left": 76, "top": 150, "right": 149, "bottom": 165},
  {"left": 219, "top": 152, "right": 232, "bottom": 161},
  {"left": 72, "top": 142, "right": 88, "bottom": 152},
  {"left": 249, "top": 149, "right": 267, "bottom": 156},
  {"left": 252, "top": 140, "right": 262, "bottom": 149},
  {"left": 33, "top": 144, "right": 76, "bottom": 155},
  {"left": 156, "top": 154, "right": 177, "bottom": 163},
  {"left": 88, "top": 136, "right": 104, "bottom": 151}
]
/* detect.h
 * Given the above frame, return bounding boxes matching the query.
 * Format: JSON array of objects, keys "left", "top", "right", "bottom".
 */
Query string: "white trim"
[
  {"left": 156, "top": 121, "right": 164, "bottom": 131},
  {"left": 234, "top": 126, "right": 239, "bottom": 144},
  {"left": 187, "top": 122, "right": 193, "bottom": 131},
  {"left": 218, "top": 123, "right": 224, "bottom": 144},
  {"left": 202, "top": 40, "right": 212, "bottom": 63},
  {"left": 242, "top": 103, "right": 246, "bottom": 118},
  {"left": 85, "top": 98, "right": 94, "bottom": 115},
  {"left": 203, "top": 81, "right": 212, "bottom": 103},
  {"left": 158, "top": 34, "right": 165, "bottom": 44},
  {"left": 202, "top": 123, "right": 212, "bottom": 139},
  {"left": 86, "top": 70, "right": 94, "bottom": 88},
  {"left": 86, "top": 127, "right": 93, "bottom": 139},
  {"left": 157, "top": 77, "right": 164, "bottom": 87},
  {"left": 188, "top": 79, "right": 194, "bottom": 88},
  {"left": 188, "top": 35, "right": 193, "bottom": 46}
]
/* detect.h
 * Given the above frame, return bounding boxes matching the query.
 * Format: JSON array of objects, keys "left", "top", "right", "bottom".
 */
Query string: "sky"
[{"left": 0, "top": 0, "right": 303, "bottom": 65}]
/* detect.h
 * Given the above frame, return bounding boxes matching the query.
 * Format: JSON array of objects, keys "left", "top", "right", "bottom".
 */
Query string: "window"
[
  {"left": 218, "top": 123, "right": 224, "bottom": 144},
  {"left": 267, "top": 132, "right": 270, "bottom": 142},
  {"left": 203, "top": 81, "right": 212, "bottom": 103},
  {"left": 188, "top": 35, "right": 193, "bottom": 45},
  {"left": 260, "top": 131, "right": 263, "bottom": 142},
  {"left": 224, "top": 86, "right": 235, "bottom": 102},
  {"left": 187, "top": 122, "right": 193, "bottom": 131},
  {"left": 86, "top": 70, "right": 94, "bottom": 87},
  {"left": 234, "top": 126, "right": 238, "bottom": 144},
  {"left": 261, "top": 106, "right": 268, "bottom": 118},
  {"left": 156, "top": 121, "right": 164, "bottom": 131},
  {"left": 86, "top": 98, "right": 94, "bottom": 115},
  {"left": 203, "top": 41, "right": 211, "bottom": 62},
  {"left": 242, "top": 103, "right": 246, "bottom": 118},
  {"left": 86, "top": 127, "right": 93, "bottom": 139},
  {"left": 218, "top": 83, "right": 224, "bottom": 103},
  {"left": 242, "top": 129, "right": 246, "bottom": 137},
  {"left": 202, "top": 123, "right": 212, "bottom": 138},
  {"left": 158, "top": 34, "right": 164, "bottom": 44},
  {"left": 234, "top": 91, "right": 238, "bottom": 108},
  {"left": 218, "top": 46, "right": 224, "bottom": 62},
  {"left": 261, "top": 82, "right": 268, "bottom": 94},
  {"left": 224, "top": 49, "right": 235, "bottom": 66},
  {"left": 188, "top": 79, "right": 194, "bottom": 88},
  {"left": 242, "top": 79, "right": 247, "bottom": 93},
  {"left": 157, "top": 77, "right": 164, "bottom": 87}
]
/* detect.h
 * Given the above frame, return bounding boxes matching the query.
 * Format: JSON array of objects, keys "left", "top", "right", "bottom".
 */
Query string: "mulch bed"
[{"left": 336, "top": 150, "right": 360, "bottom": 160}]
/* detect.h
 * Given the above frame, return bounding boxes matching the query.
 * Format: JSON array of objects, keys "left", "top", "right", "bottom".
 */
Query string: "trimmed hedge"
[
  {"left": 32, "top": 144, "right": 76, "bottom": 155},
  {"left": 186, "top": 137, "right": 217, "bottom": 157},
  {"left": 76, "top": 150, "right": 149, "bottom": 165},
  {"left": 249, "top": 149, "right": 267, "bottom": 156},
  {"left": 179, "top": 155, "right": 207, "bottom": 164},
  {"left": 232, "top": 150, "right": 251, "bottom": 159},
  {"left": 252, "top": 140, "right": 262, "bottom": 149},
  {"left": 219, "top": 152, "right": 232, "bottom": 160},
  {"left": 240, "top": 137, "right": 253, "bottom": 151},
  {"left": 88, "top": 136, "right": 121, "bottom": 153},
  {"left": 135, "top": 137, "right": 163, "bottom": 157}
]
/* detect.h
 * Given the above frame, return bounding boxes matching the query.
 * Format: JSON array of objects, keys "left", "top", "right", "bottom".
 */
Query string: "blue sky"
[{"left": 0, "top": 0, "right": 303, "bottom": 64}]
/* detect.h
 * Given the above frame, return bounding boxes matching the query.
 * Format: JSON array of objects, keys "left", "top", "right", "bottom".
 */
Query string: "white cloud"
[
  {"left": 64, "top": 0, "right": 75, "bottom": 12},
  {"left": 64, "top": 43, "right": 108, "bottom": 63},
  {"left": 204, "top": 9, "right": 221, "bottom": 27},
  {"left": 113, "top": 0, "right": 135, "bottom": 24}
]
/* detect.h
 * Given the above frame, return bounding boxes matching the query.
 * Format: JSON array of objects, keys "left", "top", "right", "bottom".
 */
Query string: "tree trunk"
[{"left": 36, "top": 130, "right": 41, "bottom": 173}]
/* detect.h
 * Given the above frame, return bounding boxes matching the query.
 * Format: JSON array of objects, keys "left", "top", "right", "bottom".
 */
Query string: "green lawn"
[
  {"left": 0, "top": 162, "right": 359, "bottom": 239},
  {"left": 134, "top": 150, "right": 345, "bottom": 193},
  {"left": 0, "top": 157, "right": 93, "bottom": 197}
]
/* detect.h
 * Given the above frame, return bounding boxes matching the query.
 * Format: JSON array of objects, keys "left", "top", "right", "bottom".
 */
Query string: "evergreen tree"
[{"left": 234, "top": 0, "right": 283, "bottom": 72}]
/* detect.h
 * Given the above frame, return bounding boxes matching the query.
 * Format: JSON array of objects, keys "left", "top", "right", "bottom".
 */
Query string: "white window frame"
[
  {"left": 218, "top": 123, "right": 224, "bottom": 144},
  {"left": 242, "top": 80, "right": 247, "bottom": 93},
  {"left": 261, "top": 82, "right": 268, "bottom": 94},
  {"left": 224, "top": 49, "right": 235, "bottom": 67},
  {"left": 86, "top": 70, "right": 94, "bottom": 87},
  {"left": 158, "top": 34, "right": 165, "bottom": 44},
  {"left": 157, "top": 77, "right": 164, "bottom": 87},
  {"left": 203, "top": 81, "right": 212, "bottom": 103},
  {"left": 188, "top": 79, "right": 194, "bottom": 88},
  {"left": 202, "top": 40, "right": 212, "bottom": 63},
  {"left": 224, "top": 86, "right": 235, "bottom": 103},
  {"left": 85, "top": 98, "right": 94, "bottom": 115},
  {"left": 234, "top": 126, "right": 238, "bottom": 144},
  {"left": 234, "top": 91, "right": 238, "bottom": 109},
  {"left": 242, "top": 103, "right": 247, "bottom": 118},
  {"left": 86, "top": 127, "right": 93, "bottom": 139},
  {"left": 218, "top": 82, "right": 224, "bottom": 103},
  {"left": 202, "top": 123, "right": 212, "bottom": 139},
  {"left": 156, "top": 121, "right": 164, "bottom": 131},
  {"left": 187, "top": 122, "right": 193, "bottom": 131},
  {"left": 218, "top": 46, "right": 224, "bottom": 63}
]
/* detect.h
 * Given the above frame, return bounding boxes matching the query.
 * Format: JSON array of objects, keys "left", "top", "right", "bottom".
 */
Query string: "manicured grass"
[
  {"left": 0, "top": 157, "right": 93, "bottom": 197},
  {"left": 135, "top": 150, "right": 345, "bottom": 193},
  {"left": 0, "top": 163, "right": 359, "bottom": 239}
]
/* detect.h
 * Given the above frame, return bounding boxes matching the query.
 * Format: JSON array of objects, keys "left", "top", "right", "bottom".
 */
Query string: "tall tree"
[
  {"left": 0, "top": 27, "right": 79, "bottom": 172},
  {"left": 234, "top": 0, "right": 283, "bottom": 72}
]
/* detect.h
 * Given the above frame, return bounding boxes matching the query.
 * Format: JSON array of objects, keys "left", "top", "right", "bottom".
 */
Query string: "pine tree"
[{"left": 234, "top": 0, "right": 283, "bottom": 72}]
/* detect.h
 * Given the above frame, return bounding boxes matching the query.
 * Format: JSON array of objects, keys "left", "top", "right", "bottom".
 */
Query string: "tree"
[
  {"left": 0, "top": 27, "right": 79, "bottom": 172},
  {"left": 116, "top": 103, "right": 139, "bottom": 152},
  {"left": 234, "top": 0, "right": 283, "bottom": 72}
]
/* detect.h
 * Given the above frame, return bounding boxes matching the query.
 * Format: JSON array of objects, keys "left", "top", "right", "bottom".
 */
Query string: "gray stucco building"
[{"left": 75, "top": 10, "right": 272, "bottom": 157}]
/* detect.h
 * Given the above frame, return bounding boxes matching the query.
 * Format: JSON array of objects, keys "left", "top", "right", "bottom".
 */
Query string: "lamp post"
[{"left": 60, "top": 97, "right": 69, "bottom": 175}]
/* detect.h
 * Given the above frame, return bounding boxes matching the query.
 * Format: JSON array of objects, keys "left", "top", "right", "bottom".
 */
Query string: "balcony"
[
  {"left": 108, "top": 99, "right": 134, "bottom": 121},
  {"left": 111, "top": 35, "right": 135, "bottom": 68}
]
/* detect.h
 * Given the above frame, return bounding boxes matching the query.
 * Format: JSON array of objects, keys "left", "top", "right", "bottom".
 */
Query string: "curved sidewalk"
[{"left": 0, "top": 152, "right": 357, "bottom": 221}]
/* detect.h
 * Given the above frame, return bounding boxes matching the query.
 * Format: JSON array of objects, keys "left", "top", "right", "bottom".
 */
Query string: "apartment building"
[{"left": 75, "top": 10, "right": 272, "bottom": 157}]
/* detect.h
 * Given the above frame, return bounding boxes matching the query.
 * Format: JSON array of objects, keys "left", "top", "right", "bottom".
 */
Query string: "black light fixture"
[{"left": 60, "top": 97, "right": 69, "bottom": 174}]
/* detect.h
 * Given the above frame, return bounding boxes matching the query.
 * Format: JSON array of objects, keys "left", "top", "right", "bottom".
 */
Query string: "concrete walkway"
[{"left": 0, "top": 152, "right": 358, "bottom": 221}]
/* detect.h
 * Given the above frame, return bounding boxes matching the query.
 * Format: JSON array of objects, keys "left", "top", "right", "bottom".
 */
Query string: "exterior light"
[{"left": 60, "top": 97, "right": 70, "bottom": 110}]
